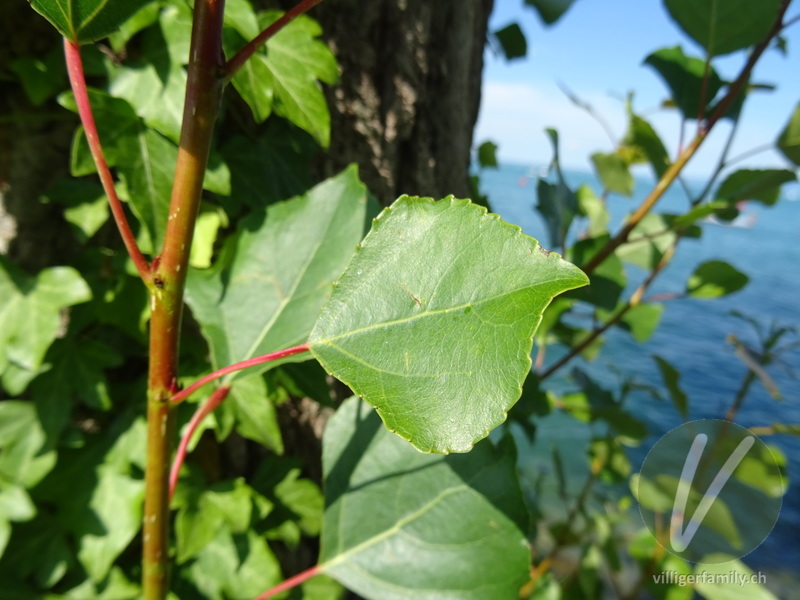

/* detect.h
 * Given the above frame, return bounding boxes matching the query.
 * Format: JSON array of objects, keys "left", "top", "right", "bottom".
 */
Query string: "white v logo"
[{"left": 670, "top": 433, "right": 755, "bottom": 552}]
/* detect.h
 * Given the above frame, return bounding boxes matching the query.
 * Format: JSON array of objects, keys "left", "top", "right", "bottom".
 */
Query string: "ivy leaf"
[
  {"left": 186, "top": 167, "right": 367, "bottom": 375},
  {"left": 664, "top": 0, "right": 782, "bottom": 57},
  {"left": 686, "top": 260, "right": 749, "bottom": 298},
  {"left": 319, "top": 397, "right": 531, "bottom": 599},
  {"left": 308, "top": 196, "right": 588, "bottom": 453},
  {"left": 644, "top": 46, "right": 722, "bottom": 119},
  {"left": 229, "top": 12, "right": 338, "bottom": 147},
  {"left": 0, "top": 259, "right": 91, "bottom": 389},
  {"left": 28, "top": 0, "right": 154, "bottom": 44}
]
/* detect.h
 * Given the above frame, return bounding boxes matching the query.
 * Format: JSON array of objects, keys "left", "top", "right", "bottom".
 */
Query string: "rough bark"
[{"left": 315, "top": 0, "right": 494, "bottom": 204}]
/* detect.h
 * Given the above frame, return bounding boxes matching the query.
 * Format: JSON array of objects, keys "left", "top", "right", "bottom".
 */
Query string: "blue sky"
[{"left": 475, "top": 1, "right": 800, "bottom": 176}]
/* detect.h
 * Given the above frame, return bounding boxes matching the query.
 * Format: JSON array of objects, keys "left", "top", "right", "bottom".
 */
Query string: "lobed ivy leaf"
[
  {"left": 319, "top": 396, "right": 531, "bottom": 599},
  {"left": 29, "top": 0, "right": 154, "bottom": 44},
  {"left": 227, "top": 11, "right": 338, "bottom": 147},
  {"left": 0, "top": 259, "right": 91, "bottom": 391},
  {"left": 664, "top": 0, "right": 782, "bottom": 57},
  {"left": 186, "top": 167, "right": 368, "bottom": 375},
  {"left": 308, "top": 196, "right": 588, "bottom": 453}
]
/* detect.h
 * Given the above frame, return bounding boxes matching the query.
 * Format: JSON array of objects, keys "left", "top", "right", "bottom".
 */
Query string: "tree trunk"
[{"left": 315, "top": 0, "right": 494, "bottom": 204}]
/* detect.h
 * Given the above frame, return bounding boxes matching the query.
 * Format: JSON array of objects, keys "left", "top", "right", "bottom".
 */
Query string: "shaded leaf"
[
  {"left": 0, "top": 259, "right": 91, "bottom": 389},
  {"left": 309, "top": 196, "right": 588, "bottom": 453},
  {"left": 644, "top": 46, "right": 722, "bottom": 119},
  {"left": 477, "top": 140, "right": 499, "bottom": 168},
  {"left": 687, "top": 260, "right": 749, "bottom": 298},
  {"left": 320, "top": 396, "right": 530, "bottom": 599},
  {"left": 537, "top": 129, "right": 579, "bottom": 248},
  {"left": 664, "top": 0, "right": 782, "bottom": 56},
  {"left": 567, "top": 235, "right": 625, "bottom": 310},
  {"left": 186, "top": 167, "right": 367, "bottom": 374},
  {"left": 493, "top": 23, "right": 527, "bottom": 60},
  {"left": 653, "top": 355, "right": 688, "bottom": 418},
  {"left": 29, "top": 0, "right": 153, "bottom": 44}
]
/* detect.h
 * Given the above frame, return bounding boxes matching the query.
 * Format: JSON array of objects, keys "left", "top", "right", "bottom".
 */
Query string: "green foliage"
[
  {"left": 309, "top": 196, "right": 588, "bottom": 453},
  {"left": 29, "top": 0, "right": 153, "bottom": 44},
  {"left": 664, "top": 0, "right": 782, "bottom": 56},
  {"left": 319, "top": 396, "right": 531, "bottom": 598},
  {"left": 12, "top": 0, "right": 798, "bottom": 599},
  {"left": 644, "top": 46, "right": 722, "bottom": 119}
]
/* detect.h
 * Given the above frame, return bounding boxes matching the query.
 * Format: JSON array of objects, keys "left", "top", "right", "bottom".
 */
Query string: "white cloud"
[
  {"left": 474, "top": 79, "right": 790, "bottom": 178},
  {"left": 475, "top": 80, "right": 627, "bottom": 171}
]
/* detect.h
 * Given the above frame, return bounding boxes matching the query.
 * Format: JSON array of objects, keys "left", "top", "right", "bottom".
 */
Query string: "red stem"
[
  {"left": 169, "top": 385, "right": 231, "bottom": 499},
  {"left": 63, "top": 39, "right": 151, "bottom": 283},
  {"left": 253, "top": 565, "right": 322, "bottom": 600},
  {"left": 224, "top": 0, "right": 325, "bottom": 81},
  {"left": 170, "top": 344, "right": 310, "bottom": 404}
]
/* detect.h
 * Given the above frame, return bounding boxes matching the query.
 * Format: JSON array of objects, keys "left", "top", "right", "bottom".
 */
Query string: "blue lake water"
[{"left": 479, "top": 163, "right": 800, "bottom": 571}]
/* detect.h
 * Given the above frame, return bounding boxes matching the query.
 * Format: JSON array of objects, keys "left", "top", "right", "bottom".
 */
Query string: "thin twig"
[
  {"left": 225, "top": 0, "right": 326, "bottom": 81},
  {"left": 581, "top": 2, "right": 790, "bottom": 276},
  {"left": 170, "top": 344, "right": 310, "bottom": 404},
  {"left": 63, "top": 39, "right": 151, "bottom": 284},
  {"left": 169, "top": 385, "right": 231, "bottom": 499},
  {"left": 253, "top": 565, "right": 323, "bottom": 599}
]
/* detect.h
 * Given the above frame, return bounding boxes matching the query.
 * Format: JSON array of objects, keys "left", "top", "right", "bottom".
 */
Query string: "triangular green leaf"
[
  {"left": 319, "top": 396, "right": 531, "bottom": 599},
  {"left": 308, "top": 196, "right": 588, "bottom": 453}
]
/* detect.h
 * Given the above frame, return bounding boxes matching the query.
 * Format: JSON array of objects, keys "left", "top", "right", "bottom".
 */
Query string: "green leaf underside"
[
  {"left": 320, "top": 397, "right": 530, "bottom": 599},
  {"left": 308, "top": 197, "right": 588, "bottom": 453},
  {"left": 29, "top": 0, "right": 153, "bottom": 44},
  {"left": 185, "top": 167, "right": 367, "bottom": 375},
  {"left": 664, "top": 0, "right": 781, "bottom": 57}
]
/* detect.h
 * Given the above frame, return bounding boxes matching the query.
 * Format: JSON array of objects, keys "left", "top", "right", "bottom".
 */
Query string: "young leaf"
[
  {"left": 320, "top": 397, "right": 530, "bottom": 599},
  {"left": 664, "top": 0, "right": 782, "bottom": 57},
  {"left": 308, "top": 196, "right": 588, "bottom": 453},
  {"left": 29, "top": 0, "right": 153, "bottom": 44},
  {"left": 686, "top": 260, "right": 749, "bottom": 298},
  {"left": 644, "top": 46, "right": 722, "bottom": 119},
  {"left": 185, "top": 167, "right": 367, "bottom": 374}
]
